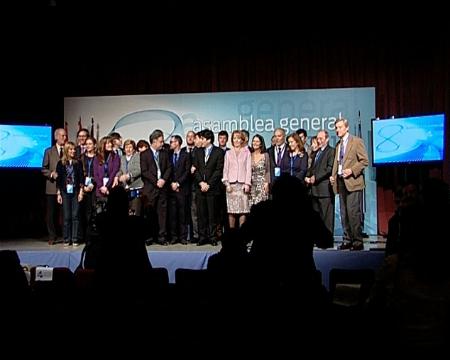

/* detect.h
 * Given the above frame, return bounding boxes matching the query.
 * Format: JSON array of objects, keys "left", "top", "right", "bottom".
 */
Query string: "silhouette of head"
[{"left": 107, "top": 186, "right": 129, "bottom": 218}]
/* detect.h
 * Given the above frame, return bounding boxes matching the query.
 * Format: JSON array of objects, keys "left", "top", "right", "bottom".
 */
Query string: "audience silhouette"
[
  {"left": 368, "top": 178, "right": 450, "bottom": 351},
  {"left": 93, "top": 186, "right": 153, "bottom": 305}
]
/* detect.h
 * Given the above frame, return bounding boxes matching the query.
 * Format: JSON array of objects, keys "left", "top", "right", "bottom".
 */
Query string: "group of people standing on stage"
[{"left": 42, "top": 117, "right": 368, "bottom": 250}]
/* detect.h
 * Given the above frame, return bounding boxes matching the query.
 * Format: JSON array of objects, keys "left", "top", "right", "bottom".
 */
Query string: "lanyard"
[
  {"left": 86, "top": 158, "right": 93, "bottom": 177},
  {"left": 290, "top": 154, "right": 298, "bottom": 176},
  {"left": 66, "top": 163, "right": 74, "bottom": 184}
]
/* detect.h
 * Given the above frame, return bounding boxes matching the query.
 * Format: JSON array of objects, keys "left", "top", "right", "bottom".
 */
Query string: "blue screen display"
[
  {"left": 0, "top": 124, "right": 52, "bottom": 168},
  {"left": 372, "top": 114, "right": 445, "bottom": 165}
]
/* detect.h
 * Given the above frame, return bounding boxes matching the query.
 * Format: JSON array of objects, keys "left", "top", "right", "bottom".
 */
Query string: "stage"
[{"left": 1, "top": 237, "right": 386, "bottom": 288}]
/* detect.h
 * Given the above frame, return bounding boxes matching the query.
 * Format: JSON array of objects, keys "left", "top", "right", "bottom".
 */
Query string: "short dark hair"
[
  {"left": 296, "top": 128, "right": 307, "bottom": 138},
  {"left": 77, "top": 128, "right": 89, "bottom": 137},
  {"left": 218, "top": 130, "right": 229, "bottom": 140},
  {"left": 149, "top": 130, "right": 164, "bottom": 144},
  {"left": 136, "top": 139, "right": 150, "bottom": 149},
  {"left": 171, "top": 135, "right": 183, "bottom": 146},
  {"left": 109, "top": 132, "right": 122, "bottom": 140},
  {"left": 201, "top": 129, "right": 214, "bottom": 143}
]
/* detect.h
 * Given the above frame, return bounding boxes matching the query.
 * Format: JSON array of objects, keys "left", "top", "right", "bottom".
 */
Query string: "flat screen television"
[
  {"left": 371, "top": 114, "right": 445, "bottom": 166},
  {"left": 0, "top": 124, "right": 52, "bottom": 169}
]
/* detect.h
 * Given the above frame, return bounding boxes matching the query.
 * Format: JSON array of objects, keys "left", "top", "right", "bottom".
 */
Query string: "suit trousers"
[
  {"left": 337, "top": 177, "right": 363, "bottom": 243},
  {"left": 312, "top": 196, "right": 335, "bottom": 238},
  {"left": 197, "top": 192, "right": 219, "bottom": 243}
]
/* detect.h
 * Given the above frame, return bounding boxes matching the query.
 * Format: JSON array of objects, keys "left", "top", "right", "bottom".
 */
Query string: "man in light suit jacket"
[
  {"left": 330, "top": 119, "right": 368, "bottom": 251},
  {"left": 41, "top": 128, "right": 67, "bottom": 244},
  {"left": 305, "top": 130, "right": 335, "bottom": 248}
]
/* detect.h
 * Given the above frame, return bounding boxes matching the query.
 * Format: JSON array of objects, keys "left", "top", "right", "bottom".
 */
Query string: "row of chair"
[{"left": 27, "top": 266, "right": 375, "bottom": 308}]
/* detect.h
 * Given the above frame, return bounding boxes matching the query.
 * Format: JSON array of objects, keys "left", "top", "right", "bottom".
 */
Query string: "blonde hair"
[{"left": 62, "top": 142, "right": 77, "bottom": 165}]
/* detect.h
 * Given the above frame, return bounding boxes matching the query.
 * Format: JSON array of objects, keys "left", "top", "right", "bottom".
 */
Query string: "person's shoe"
[
  {"left": 48, "top": 238, "right": 55, "bottom": 246},
  {"left": 63, "top": 241, "right": 71, "bottom": 247},
  {"left": 351, "top": 241, "right": 364, "bottom": 251},
  {"left": 338, "top": 242, "right": 353, "bottom": 250},
  {"left": 72, "top": 242, "right": 80, "bottom": 247},
  {"left": 197, "top": 239, "right": 209, "bottom": 246}
]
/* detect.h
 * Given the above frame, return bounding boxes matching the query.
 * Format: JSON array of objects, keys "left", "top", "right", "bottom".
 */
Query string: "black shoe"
[
  {"left": 181, "top": 240, "right": 189, "bottom": 245},
  {"left": 197, "top": 239, "right": 208, "bottom": 246},
  {"left": 145, "top": 239, "right": 153, "bottom": 246},
  {"left": 351, "top": 242, "right": 364, "bottom": 251},
  {"left": 338, "top": 242, "right": 353, "bottom": 250}
]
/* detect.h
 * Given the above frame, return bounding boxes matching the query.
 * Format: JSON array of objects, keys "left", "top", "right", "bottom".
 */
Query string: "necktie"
[
  {"left": 276, "top": 146, "right": 282, "bottom": 167},
  {"left": 339, "top": 141, "right": 345, "bottom": 163},
  {"left": 59, "top": 146, "right": 63, "bottom": 158},
  {"left": 154, "top": 151, "right": 159, "bottom": 164},
  {"left": 205, "top": 148, "right": 211, "bottom": 163},
  {"left": 315, "top": 149, "right": 322, "bottom": 163},
  {"left": 173, "top": 153, "right": 178, "bottom": 166}
]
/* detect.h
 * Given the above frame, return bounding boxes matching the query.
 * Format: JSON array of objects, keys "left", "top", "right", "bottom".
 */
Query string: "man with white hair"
[{"left": 42, "top": 128, "right": 67, "bottom": 245}]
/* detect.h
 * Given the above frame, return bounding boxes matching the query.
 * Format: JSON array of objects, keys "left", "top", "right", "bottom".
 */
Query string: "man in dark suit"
[
  {"left": 217, "top": 130, "right": 230, "bottom": 152},
  {"left": 41, "top": 128, "right": 67, "bottom": 245},
  {"left": 267, "top": 128, "right": 290, "bottom": 184},
  {"left": 183, "top": 130, "right": 201, "bottom": 243},
  {"left": 140, "top": 129, "right": 172, "bottom": 245},
  {"left": 168, "top": 135, "right": 191, "bottom": 244},
  {"left": 305, "top": 130, "right": 335, "bottom": 247},
  {"left": 330, "top": 118, "right": 369, "bottom": 251},
  {"left": 75, "top": 128, "right": 89, "bottom": 159},
  {"left": 193, "top": 129, "right": 224, "bottom": 246}
]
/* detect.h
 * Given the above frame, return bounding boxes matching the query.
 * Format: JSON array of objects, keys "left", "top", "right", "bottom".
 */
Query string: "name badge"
[
  {"left": 274, "top": 167, "right": 281, "bottom": 177},
  {"left": 103, "top": 177, "right": 109, "bottom": 187},
  {"left": 85, "top": 177, "right": 92, "bottom": 186},
  {"left": 66, "top": 184, "right": 74, "bottom": 194}
]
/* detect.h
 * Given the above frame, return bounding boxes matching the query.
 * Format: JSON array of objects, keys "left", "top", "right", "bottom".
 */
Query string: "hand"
[
  {"left": 100, "top": 186, "right": 108, "bottom": 194},
  {"left": 343, "top": 168, "right": 353, "bottom": 178},
  {"left": 310, "top": 175, "right": 316, "bottom": 184},
  {"left": 226, "top": 185, "right": 232, "bottom": 193},
  {"left": 112, "top": 177, "right": 119, "bottom": 188},
  {"left": 57, "top": 193, "right": 62, "bottom": 204},
  {"left": 200, "top": 181, "right": 209, "bottom": 192},
  {"left": 305, "top": 177, "right": 311, "bottom": 184},
  {"left": 263, "top": 183, "right": 269, "bottom": 194},
  {"left": 78, "top": 192, "right": 84, "bottom": 202},
  {"left": 243, "top": 184, "right": 250, "bottom": 193},
  {"left": 51, "top": 171, "right": 58, "bottom": 179},
  {"left": 119, "top": 174, "right": 128, "bottom": 183},
  {"left": 171, "top": 182, "right": 178, "bottom": 191},
  {"left": 329, "top": 176, "right": 335, "bottom": 185},
  {"left": 157, "top": 179, "right": 165, "bottom": 188},
  {"left": 191, "top": 166, "right": 196, "bottom": 174}
]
